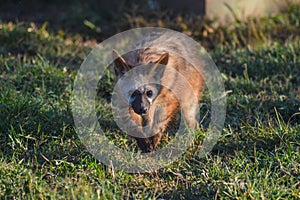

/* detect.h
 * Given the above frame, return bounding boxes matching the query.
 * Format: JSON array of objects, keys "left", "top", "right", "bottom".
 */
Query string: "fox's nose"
[
  {"left": 141, "top": 107, "right": 148, "bottom": 114},
  {"left": 132, "top": 104, "right": 149, "bottom": 115}
]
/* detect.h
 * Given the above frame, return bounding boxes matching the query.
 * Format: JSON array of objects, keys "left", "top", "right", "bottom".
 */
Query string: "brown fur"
[{"left": 113, "top": 32, "right": 205, "bottom": 152}]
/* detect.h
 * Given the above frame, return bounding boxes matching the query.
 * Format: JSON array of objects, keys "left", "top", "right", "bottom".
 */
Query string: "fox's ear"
[
  {"left": 112, "top": 50, "right": 130, "bottom": 78},
  {"left": 148, "top": 53, "right": 169, "bottom": 79},
  {"left": 156, "top": 52, "right": 169, "bottom": 66}
]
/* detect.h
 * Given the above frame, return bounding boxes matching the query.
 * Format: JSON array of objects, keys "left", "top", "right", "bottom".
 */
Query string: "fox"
[{"left": 112, "top": 32, "right": 205, "bottom": 153}]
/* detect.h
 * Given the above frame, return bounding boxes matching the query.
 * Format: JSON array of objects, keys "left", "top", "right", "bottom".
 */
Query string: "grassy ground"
[{"left": 0, "top": 1, "right": 299, "bottom": 199}]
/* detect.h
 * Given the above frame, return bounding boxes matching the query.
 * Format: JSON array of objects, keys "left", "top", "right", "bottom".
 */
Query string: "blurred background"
[{"left": 1, "top": 0, "right": 298, "bottom": 48}]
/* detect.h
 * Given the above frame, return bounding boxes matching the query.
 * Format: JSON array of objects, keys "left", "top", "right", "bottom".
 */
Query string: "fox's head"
[{"left": 112, "top": 50, "right": 169, "bottom": 116}]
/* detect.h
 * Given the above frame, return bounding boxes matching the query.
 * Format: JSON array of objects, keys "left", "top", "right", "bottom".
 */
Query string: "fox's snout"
[
  {"left": 130, "top": 90, "right": 150, "bottom": 115},
  {"left": 133, "top": 104, "right": 149, "bottom": 115}
]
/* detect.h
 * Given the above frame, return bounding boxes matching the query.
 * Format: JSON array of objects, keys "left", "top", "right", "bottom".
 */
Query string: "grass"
[{"left": 0, "top": 1, "right": 300, "bottom": 199}]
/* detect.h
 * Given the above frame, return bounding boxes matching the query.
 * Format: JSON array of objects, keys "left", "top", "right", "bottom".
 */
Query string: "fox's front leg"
[
  {"left": 135, "top": 132, "right": 163, "bottom": 153},
  {"left": 182, "top": 103, "right": 199, "bottom": 130}
]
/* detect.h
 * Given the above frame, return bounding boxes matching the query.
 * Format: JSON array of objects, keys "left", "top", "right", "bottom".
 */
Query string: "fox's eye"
[{"left": 146, "top": 90, "right": 153, "bottom": 97}]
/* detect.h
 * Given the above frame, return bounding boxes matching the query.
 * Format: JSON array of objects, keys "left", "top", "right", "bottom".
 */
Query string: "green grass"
[{"left": 0, "top": 1, "right": 300, "bottom": 199}]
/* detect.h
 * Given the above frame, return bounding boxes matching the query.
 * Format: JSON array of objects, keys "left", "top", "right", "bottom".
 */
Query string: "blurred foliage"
[{"left": 1, "top": 0, "right": 299, "bottom": 50}]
